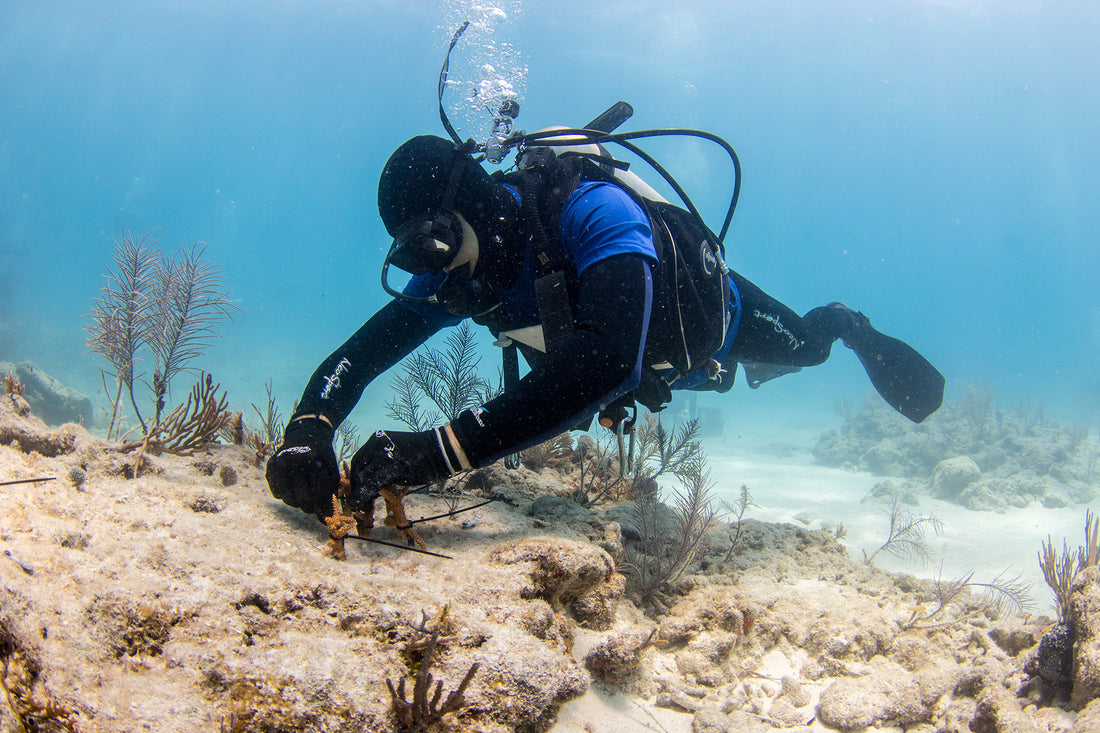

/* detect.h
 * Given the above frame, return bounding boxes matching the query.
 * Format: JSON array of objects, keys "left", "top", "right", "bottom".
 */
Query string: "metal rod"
[
  {"left": 343, "top": 534, "right": 453, "bottom": 560},
  {"left": 408, "top": 498, "right": 495, "bottom": 526},
  {"left": 0, "top": 477, "right": 56, "bottom": 487}
]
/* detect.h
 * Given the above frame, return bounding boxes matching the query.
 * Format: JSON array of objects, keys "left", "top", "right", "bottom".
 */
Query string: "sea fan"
[
  {"left": 147, "top": 243, "right": 238, "bottom": 423},
  {"left": 86, "top": 229, "right": 238, "bottom": 437},
  {"left": 85, "top": 230, "right": 160, "bottom": 436},
  {"left": 386, "top": 320, "right": 492, "bottom": 429}
]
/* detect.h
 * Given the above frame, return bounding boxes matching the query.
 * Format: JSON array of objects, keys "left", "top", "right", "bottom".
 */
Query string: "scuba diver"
[
  {"left": 265, "top": 122, "right": 945, "bottom": 519},
  {"left": 266, "top": 21, "right": 942, "bottom": 522}
]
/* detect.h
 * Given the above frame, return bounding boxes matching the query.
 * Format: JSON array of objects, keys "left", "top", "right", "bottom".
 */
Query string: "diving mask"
[{"left": 381, "top": 209, "right": 497, "bottom": 317}]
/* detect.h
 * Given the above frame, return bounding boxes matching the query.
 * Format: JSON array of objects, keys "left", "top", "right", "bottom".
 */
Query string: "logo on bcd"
[{"left": 700, "top": 241, "right": 718, "bottom": 276}]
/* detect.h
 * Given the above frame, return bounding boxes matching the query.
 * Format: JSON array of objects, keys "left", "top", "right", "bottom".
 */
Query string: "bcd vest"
[{"left": 493, "top": 149, "right": 732, "bottom": 410}]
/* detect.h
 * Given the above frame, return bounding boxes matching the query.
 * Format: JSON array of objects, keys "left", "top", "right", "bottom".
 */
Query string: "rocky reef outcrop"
[{"left": 815, "top": 389, "right": 1099, "bottom": 512}]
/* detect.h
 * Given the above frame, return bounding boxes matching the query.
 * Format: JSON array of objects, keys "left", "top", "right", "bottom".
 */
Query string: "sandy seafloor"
[
  {"left": 546, "top": 412, "right": 1091, "bottom": 733},
  {"left": 704, "top": 415, "right": 1086, "bottom": 609}
]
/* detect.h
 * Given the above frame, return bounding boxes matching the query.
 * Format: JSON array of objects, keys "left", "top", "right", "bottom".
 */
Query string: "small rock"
[
  {"left": 527, "top": 494, "right": 591, "bottom": 524},
  {"left": 768, "top": 698, "right": 812, "bottom": 728},
  {"left": 817, "top": 659, "right": 958, "bottom": 729},
  {"left": 491, "top": 537, "right": 615, "bottom": 613},
  {"left": 929, "top": 456, "right": 981, "bottom": 500},
  {"left": 10, "top": 393, "right": 32, "bottom": 417},
  {"left": 988, "top": 626, "right": 1038, "bottom": 657},
  {"left": 656, "top": 690, "right": 702, "bottom": 712},
  {"left": 218, "top": 465, "right": 238, "bottom": 487},
  {"left": 722, "top": 711, "right": 769, "bottom": 733},
  {"left": 1073, "top": 697, "right": 1100, "bottom": 733},
  {"left": 692, "top": 709, "right": 730, "bottom": 733},
  {"left": 67, "top": 465, "right": 87, "bottom": 489},
  {"left": 1042, "top": 493, "right": 1070, "bottom": 509},
  {"left": 188, "top": 494, "right": 224, "bottom": 514},
  {"left": 570, "top": 571, "right": 624, "bottom": 631},
  {"left": 57, "top": 531, "right": 90, "bottom": 550},
  {"left": 1071, "top": 567, "right": 1100, "bottom": 709},
  {"left": 973, "top": 678, "right": 1043, "bottom": 733},
  {"left": 585, "top": 629, "right": 657, "bottom": 683},
  {"left": 193, "top": 459, "right": 216, "bottom": 476},
  {"left": 675, "top": 650, "right": 711, "bottom": 681},
  {"left": 958, "top": 479, "right": 1012, "bottom": 512},
  {"left": 596, "top": 520, "right": 624, "bottom": 563},
  {"left": 779, "top": 675, "right": 812, "bottom": 707}
]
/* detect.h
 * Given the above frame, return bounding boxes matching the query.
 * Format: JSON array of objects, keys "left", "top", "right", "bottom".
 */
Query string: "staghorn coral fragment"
[
  {"left": 380, "top": 486, "right": 427, "bottom": 551},
  {"left": 324, "top": 495, "right": 357, "bottom": 561},
  {"left": 4, "top": 372, "right": 26, "bottom": 396}
]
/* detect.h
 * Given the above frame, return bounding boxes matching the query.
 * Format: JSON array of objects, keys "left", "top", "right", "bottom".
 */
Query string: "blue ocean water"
[{"left": 1, "top": 0, "right": 1098, "bottom": 440}]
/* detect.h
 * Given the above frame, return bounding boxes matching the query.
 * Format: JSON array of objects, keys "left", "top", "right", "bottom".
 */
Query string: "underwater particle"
[
  {"left": 66, "top": 466, "right": 86, "bottom": 489},
  {"left": 218, "top": 465, "right": 238, "bottom": 487}
]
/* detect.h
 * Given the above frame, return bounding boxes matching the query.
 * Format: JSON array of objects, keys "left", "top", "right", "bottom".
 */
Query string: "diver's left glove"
[
  {"left": 349, "top": 427, "right": 472, "bottom": 509},
  {"left": 266, "top": 416, "right": 340, "bottom": 517}
]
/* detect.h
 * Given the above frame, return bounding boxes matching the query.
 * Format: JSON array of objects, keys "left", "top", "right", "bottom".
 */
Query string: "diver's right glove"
[
  {"left": 266, "top": 416, "right": 340, "bottom": 517},
  {"left": 348, "top": 427, "right": 469, "bottom": 510}
]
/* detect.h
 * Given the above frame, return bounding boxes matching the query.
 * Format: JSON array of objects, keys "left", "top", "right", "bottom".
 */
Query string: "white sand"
[{"left": 706, "top": 422, "right": 1091, "bottom": 611}]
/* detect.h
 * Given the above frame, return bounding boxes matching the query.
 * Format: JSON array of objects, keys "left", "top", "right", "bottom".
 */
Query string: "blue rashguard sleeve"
[{"left": 560, "top": 181, "right": 658, "bottom": 273}]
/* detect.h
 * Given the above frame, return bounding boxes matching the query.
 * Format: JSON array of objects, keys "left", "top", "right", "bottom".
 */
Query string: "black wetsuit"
[
  {"left": 291, "top": 180, "right": 854, "bottom": 468},
  {"left": 295, "top": 253, "right": 654, "bottom": 467},
  {"left": 729, "top": 273, "right": 853, "bottom": 368}
]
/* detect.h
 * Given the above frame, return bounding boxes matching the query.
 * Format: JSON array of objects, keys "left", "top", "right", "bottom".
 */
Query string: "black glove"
[
  {"left": 349, "top": 428, "right": 461, "bottom": 509},
  {"left": 266, "top": 417, "right": 340, "bottom": 517}
]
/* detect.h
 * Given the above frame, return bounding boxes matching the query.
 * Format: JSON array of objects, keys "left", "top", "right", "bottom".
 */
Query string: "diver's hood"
[
  {"left": 378, "top": 136, "right": 520, "bottom": 318},
  {"left": 378, "top": 135, "right": 514, "bottom": 244}
]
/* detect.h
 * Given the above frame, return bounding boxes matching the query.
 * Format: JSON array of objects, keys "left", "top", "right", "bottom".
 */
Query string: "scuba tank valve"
[{"left": 486, "top": 99, "right": 520, "bottom": 164}]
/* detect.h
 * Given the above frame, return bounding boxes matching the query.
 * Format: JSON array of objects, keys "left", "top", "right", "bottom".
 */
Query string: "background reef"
[{"left": 814, "top": 388, "right": 1100, "bottom": 513}]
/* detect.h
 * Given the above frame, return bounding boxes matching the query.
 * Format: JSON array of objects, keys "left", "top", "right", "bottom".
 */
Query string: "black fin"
[{"left": 844, "top": 326, "right": 945, "bottom": 423}]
